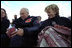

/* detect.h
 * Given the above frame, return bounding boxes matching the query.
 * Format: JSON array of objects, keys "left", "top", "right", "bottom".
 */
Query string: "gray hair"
[{"left": 20, "top": 8, "right": 29, "bottom": 14}]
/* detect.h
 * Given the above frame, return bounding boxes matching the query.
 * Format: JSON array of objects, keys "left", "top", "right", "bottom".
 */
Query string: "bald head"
[{"left": 20, "top": 8, "right": 29, "bottom": 19}]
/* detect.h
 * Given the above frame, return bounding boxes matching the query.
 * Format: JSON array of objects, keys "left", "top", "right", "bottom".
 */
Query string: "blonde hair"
[{"left": 45, "top": 4, "right": 59, "bottom": 15}]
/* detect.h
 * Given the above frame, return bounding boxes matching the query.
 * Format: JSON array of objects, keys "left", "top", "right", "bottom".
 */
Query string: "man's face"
[
  {"left": 47, "top": 9, "right": 56, "bottom": 18},
  {"left": 1, "top": 10, "right": 6, "bottom": 18},
  {"left": 20, "top": 9, "right": 29, "bottom": 19}
]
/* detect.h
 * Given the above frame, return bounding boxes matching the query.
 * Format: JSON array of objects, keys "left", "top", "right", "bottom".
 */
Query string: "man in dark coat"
[{"left": 6, "top": 8, "right": 40, "bottom": 47}]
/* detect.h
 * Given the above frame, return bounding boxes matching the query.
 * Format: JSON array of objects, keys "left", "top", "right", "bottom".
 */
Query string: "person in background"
[
  {"left": 14, "top": 15, "right": 17, "bottom": 20},
  {"left": 12, "top": 15, "right": 17, "bottom": 25},
  {"left": 1, "top": 8, "right": 10, "bottom": 47},
  {"left": 37, "top": 16, "right": 41, "bottom": 23},
  {"left": 37, "top": 16, "right": 44, "bottom": 26}
]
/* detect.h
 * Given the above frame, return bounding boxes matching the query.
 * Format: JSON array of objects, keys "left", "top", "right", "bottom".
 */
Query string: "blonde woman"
[{"left": 40, "top": 4, "right": 71, "bottom": 31}]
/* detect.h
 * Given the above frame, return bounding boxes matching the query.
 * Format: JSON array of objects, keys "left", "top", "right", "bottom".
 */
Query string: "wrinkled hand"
[
  {"left": 6, "top": 28, "right": 17, "bottom": 38},
  {"left": 6, "top": 28, "right": 24, "bottom": 38},
  {"left": 11, "top": 28, "right": 24, "bottom": 37},
  {"left": 16, "top": 28, "right": 24, "bottom": 36},
  {"left": 54, "top": 24, "right": 71, "bottom": 31}
]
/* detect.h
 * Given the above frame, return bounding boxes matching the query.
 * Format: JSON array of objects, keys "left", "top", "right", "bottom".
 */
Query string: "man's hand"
[
  {"left": 16, "top": 28, "right": 24, "bottom": 36},
  {"left": 11, "top": 28, "right": 24, "bottom": 37},
  {"left": 6, "top": 28, "right": 24, "bottom": 38}
]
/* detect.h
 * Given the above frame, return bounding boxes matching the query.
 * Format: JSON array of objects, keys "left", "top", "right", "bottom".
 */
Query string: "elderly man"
[{"left": 6, "top": 8, "right": 40, "bottom": 47}]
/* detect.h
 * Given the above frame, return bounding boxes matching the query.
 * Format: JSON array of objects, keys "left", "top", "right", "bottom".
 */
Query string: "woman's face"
[
  {"left": 1, "top": 9, "right": 6, "bottom": 18},
  {"left": 46, "top": 9, "right": 56, "bottom": 19}
]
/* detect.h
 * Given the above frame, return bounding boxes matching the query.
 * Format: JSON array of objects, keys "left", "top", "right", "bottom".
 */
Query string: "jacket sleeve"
[
  {"left": 23, "top": 17, "right": 40, "bottom": 37},
  {"left": 61, "top": 17, "right": 71, "bottom": 28},
  {"left": 1, "top": 19, "right": 10, "bottom": 33}
]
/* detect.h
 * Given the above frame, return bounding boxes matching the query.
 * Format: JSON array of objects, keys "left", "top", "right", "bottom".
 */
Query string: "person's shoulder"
[
  {"left": 12, "top": 17, "right": 20, "bottom": 23},
  {"left": 41, "top": 19, "right": 50, "bottom": 24},
  {"left": 30, "top": 16, "right": 38, "bottom": 20},
  {"left": 30, "top": 16, "right": 37, "bottom": 18},
  {"left": 16, "top": 17, "right": 21, "bottom": 21},
  {"left": 60, "top": 16, "right": 68, "bottom": 19},
  {"left": 4, "top": 18, "right": 10, "bottom": 22},
  {"left": 60, "top": 16, "right": 70, "bottom": 21},
  {"left": 43, "top": 19, "right": 50, "bottom": 22},
  {"left": 3, "top": 18, "right": 10, "bottom": 24}
]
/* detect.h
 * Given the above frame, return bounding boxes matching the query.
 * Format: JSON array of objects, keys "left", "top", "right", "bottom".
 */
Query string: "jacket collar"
[
  {"left": 19, "top": 15, "right": 30, "bottom": 21},
  {"left": 49, "top": 15, "right": 60, "bottom": 20}
]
